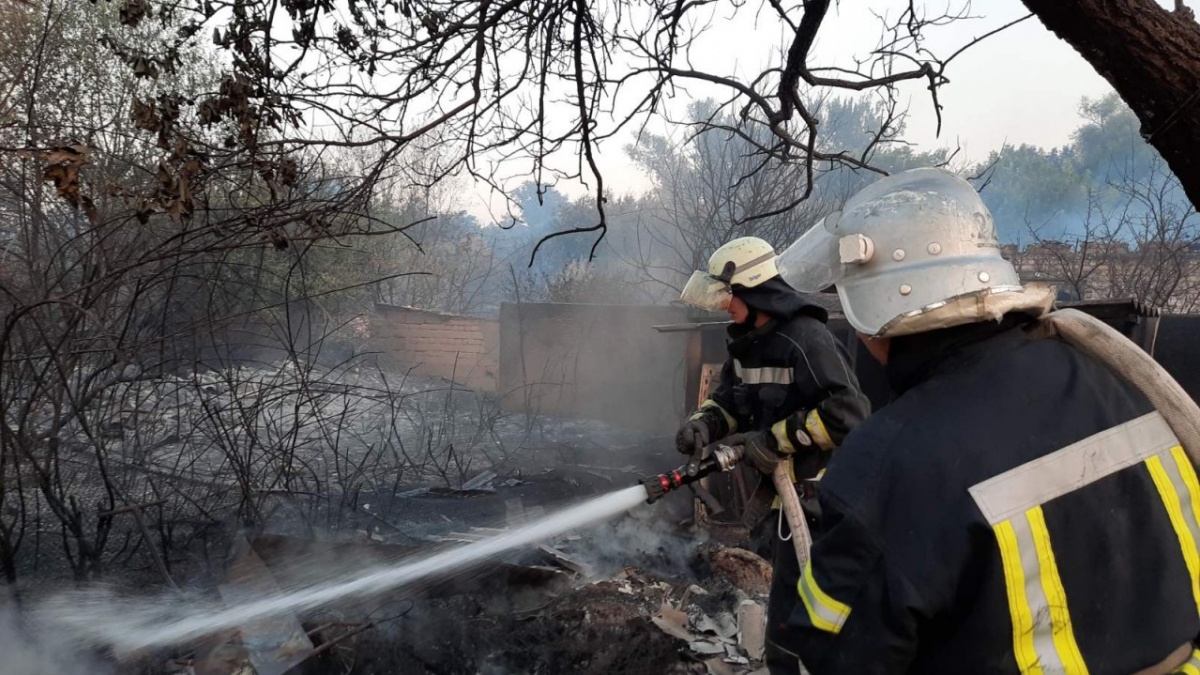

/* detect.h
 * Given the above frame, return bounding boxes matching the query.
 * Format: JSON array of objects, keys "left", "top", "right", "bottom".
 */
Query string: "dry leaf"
[{"left": 650, "top": 602, "right": 696, "bottom": 642}]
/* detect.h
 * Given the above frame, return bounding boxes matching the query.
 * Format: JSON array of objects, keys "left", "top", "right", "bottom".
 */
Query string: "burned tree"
[
  {"left": 619, "top": 101, "right": 844, "bottom": 295},
  {"left": 619, "top": 96, "right": 952, "bottom": 296},
  {"left": 29, "top": 0, "right": 1024, "bottom": 260},
  {"left": 1019, "top": 0, "right": 1200, "bottom": 210},
  {"left": 0, "top": 1, "right": 466, "bottom": 584}
]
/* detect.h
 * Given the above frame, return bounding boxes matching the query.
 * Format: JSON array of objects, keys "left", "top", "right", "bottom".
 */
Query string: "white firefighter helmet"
[
  {"left": 776, "top": 167, "right": 1053, "bottom": 337},
  {"left": 679, "top": 236, "right": 779, "bottom": 311}
]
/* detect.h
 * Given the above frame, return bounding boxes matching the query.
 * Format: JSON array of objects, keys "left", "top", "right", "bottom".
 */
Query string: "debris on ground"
[
  {"left": 189, "top": 537, "right": 313, "bottom": 675},
  {"left": 25, "top": 355, "right": 782, "bottom": 675},
  {"left": 709, "top": 546, "right": 774, "bottom": 596},
  {"left": 641, "top": 545, "right": 771, "bottom": 674},
  {"left": 159, "top": 507, "right": 777, "bottom": 674}
]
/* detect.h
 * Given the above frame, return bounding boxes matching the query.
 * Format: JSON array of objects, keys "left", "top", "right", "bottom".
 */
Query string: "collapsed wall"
[{"left": 370, "top": 304, "right": 501, "bottom": 392}]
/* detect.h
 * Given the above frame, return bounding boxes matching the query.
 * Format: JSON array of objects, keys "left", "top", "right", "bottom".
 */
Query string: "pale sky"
[{"left": 464, "top": 0, "right": 1155, "bottom": 221}]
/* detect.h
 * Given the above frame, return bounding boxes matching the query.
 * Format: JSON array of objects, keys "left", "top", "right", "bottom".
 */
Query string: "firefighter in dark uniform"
[
  {"left": 765, "top": 167, "right": 1200, "bottom": 674},
  {"left": 675, "top": 235, "right": 872, "bottom": 671}
]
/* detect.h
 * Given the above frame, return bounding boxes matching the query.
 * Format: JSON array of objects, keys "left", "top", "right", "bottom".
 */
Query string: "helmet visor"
[
  {"left": 776, "top": 215, "right": 844, "bottom": 293},
  {"left": 679, "top": 270, "right": 732, "bottom": 312}
]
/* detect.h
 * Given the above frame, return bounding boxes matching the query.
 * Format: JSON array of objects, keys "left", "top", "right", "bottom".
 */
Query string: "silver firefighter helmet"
[
  {"left": 679, "top": 236, "right": 779, "bottom": 312},
  {"left": 776, "top": 167, "right": 1052, "bottom": 337}
]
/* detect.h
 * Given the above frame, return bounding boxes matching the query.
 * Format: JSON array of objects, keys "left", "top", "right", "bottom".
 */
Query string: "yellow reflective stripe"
[
  {"left": 994, "top": 508, "right": 1088, "bottom": 674},
  {"left": 1172, "top": 648, "right": 1200, "bottom": 675},
  {"left": 1172, "top": 444, "right": 1200, "bottom": 617},
  {"left": 771, "top": 419, "right": 794, "bottom": 453},
  {"left": 805, "top": 409, "right": 835, "bottom": 451},
  {"left": 1146, "top": 448, "right": 1200, "bottom": 615},
  {"left": 1027, "top": 507, "right": 1088, "bottom": 673},
  {"left": 696, "top": 398, "right": 737, "bottom": 433},
  {"left": 796, "top": 560, "right": 851, "bottom": 634},
  {"left": 995, "top": 519, "right": 1040, "bottom": 673}
]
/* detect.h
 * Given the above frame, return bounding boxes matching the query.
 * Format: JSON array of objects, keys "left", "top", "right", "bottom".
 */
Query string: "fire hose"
[
  {"left": 1035, "top": 308, "right": 1200, "bottom": 468},
  {"left": 637, "top": 308, "right": 1200, "bottom": 573},
  {"left": 640, "top": 444, "right": 812, "bottom": 567}
]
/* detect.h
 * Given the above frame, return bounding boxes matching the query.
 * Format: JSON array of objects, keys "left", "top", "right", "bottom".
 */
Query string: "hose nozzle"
[
  {"left": 641, "top": 469, "right": 685, "bottom": 504},
  {"left": 640, "top": 443, "right": 745, "bottom": 504}
]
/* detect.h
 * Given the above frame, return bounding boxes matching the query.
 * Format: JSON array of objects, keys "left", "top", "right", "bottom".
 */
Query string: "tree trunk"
[{"left": 1020, "top": 0, "right": 1200, "bottom": 207}]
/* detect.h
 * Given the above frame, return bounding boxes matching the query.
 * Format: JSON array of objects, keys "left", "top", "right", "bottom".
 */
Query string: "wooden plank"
[
  {"left": 505, "top": 498, "right": 527, "bottom": 527},
  {"left": 210, "top": 537, "right": 314, "bottom": 675},
  {"left": 537, "top": 544, "right": 593, "bottom": 577},
  {"left": 652, "top": 321, "right": 732, "bottom": 333},
  {"left": 697, "top": 363, "right": 721, "bottom": 408}
]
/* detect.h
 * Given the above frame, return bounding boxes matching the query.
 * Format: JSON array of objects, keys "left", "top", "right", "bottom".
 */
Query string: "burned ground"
[{"left": 3, "top": 360, "right": 775, "bottom": 675}]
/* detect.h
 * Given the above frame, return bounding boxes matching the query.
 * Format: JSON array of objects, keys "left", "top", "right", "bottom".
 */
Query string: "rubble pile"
[
  {"left": 476, "top": 557, "right": 773, "bottom": 675},
  {"left": 158, "top": 506, "right": 774, "bottom": 675}
]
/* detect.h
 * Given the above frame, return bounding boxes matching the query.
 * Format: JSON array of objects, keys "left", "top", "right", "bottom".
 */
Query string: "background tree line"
[{"left": 383, "top": 90, "right": 1198, "bottom": 315}]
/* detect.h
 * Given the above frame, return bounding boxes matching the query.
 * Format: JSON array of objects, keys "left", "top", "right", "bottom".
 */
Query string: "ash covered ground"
[{"left": 2, "top": 359, "right": 777, "bottom": 674}]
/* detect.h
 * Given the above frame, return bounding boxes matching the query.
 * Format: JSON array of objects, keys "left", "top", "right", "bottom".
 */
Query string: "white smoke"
[{"left": 0, "top": 598, "right": 111, "bottom": 675}]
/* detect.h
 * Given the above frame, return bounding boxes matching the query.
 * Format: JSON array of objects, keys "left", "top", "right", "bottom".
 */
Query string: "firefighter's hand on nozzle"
[
  {"left": 676, "top": 416, "right": 713, "bottom": 465},
  {"left": 723, "top": 430, "right": 787, "bottom": 475}
]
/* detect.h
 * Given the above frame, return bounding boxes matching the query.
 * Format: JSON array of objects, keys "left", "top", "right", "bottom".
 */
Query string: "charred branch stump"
[{"left": 1022, "top": 0, "right": 1200, "bottom": 207}]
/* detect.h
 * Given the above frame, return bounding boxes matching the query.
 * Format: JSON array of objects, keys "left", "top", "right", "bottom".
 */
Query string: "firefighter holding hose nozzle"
[
  {"left": 767, "top": 167, "right": 1200, "bottom": 674},
  {"left": 674, "top": 235, "right": 872, "bottom": 672}
]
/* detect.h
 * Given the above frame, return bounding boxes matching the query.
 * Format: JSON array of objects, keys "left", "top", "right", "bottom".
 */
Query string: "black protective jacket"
[
  {"left": 702, "top": 278, "right": 870, "bottom": 476},
  {"left": 781, "top": 314, "right": 1200, "bottom": 674}
]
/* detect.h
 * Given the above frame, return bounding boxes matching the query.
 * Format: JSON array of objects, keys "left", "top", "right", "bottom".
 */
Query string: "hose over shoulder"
[{"left": 1035, "top": 308, "right": 1200, "bottom": 469}]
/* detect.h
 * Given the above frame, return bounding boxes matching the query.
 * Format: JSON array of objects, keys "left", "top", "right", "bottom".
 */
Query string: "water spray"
[
  {"left": 37, "top": 486, "right": 653, "bottom": 655},
  {"left": 38, "top": 443, "right": 806, "bottom": 660}
]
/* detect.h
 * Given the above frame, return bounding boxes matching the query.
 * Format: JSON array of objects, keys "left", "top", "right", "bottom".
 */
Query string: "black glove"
[
  {"left": 723, "top": 430, "right": 788, "bottom": 475},
  {"left": 676, "top": 409, "right": 724, "bottom": 474}
]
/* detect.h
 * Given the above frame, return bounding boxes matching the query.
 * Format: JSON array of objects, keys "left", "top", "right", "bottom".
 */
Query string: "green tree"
[{"left": 977, "top": 145, "right": 1085, "bottom": 243}]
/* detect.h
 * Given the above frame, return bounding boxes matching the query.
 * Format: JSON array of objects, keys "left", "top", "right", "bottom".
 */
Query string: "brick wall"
[{"left": 369, "top": 304, "right": 500, "bottom": 392}]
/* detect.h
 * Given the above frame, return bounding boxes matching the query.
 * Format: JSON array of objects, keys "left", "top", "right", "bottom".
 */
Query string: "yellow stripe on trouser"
[
  {"left": 796, "top": 560, "right": 851, "bottom": 634},
  {"left": 1173, "top": 648, "right": 1200, "bottom": 675},
  {"left": 994, "top": 506, "right": 1089, "bottom": 674},
  {"left": 1146, "top": 446, "right": 1200, "bottom": 615}
]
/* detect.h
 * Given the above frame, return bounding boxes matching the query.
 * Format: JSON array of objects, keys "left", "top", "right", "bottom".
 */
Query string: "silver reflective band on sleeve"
[
  {"left": 796, "top": 560, "right": 851, "bottom": 634},
  {"left": 733, "top": 361, "right": 794, "bottom": 385},
  {"left": 969, "top": 412, "right": 1179, "bottom": 526}
]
